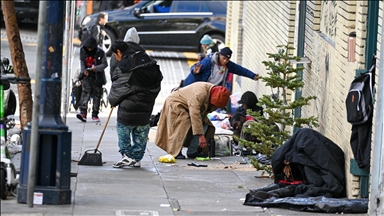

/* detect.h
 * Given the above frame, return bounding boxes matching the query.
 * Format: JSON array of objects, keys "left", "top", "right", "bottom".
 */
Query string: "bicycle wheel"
[{"left": 100, "top": 87, "right": 109, "bottom": 111}]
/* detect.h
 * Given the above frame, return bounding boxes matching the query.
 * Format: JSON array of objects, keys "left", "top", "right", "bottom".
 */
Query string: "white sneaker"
[
  {"left": 113, "top": 154, "right": 136, "bottom": 168},
  {"left": 132, "top": 161, "right": 141, "bottom": 167}
]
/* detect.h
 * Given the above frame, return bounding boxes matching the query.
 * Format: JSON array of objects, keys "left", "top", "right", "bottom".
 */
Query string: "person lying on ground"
[
  {"left": 155, "top": 82, "right": 230, "bottom": 159},
  {"left": 182, "top": 47, "right": 259, "bottom": 87}
]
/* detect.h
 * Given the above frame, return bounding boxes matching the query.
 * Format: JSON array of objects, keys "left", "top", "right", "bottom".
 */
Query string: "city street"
[{"left": 0, "top": 22, "right": 194, "bottom": 116}]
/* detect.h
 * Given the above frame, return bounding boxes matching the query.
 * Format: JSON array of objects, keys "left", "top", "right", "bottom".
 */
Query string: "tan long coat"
[{"left": 155, "top": 82, "right": 216, "bottom": 157}]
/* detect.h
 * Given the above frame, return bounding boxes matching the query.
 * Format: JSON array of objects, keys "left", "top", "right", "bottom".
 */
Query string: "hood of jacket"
[
  {"left": 83, "top": 37, "right": 98, "bottom": 49},
  {"left": 123, "top": 27, "right": 140, "bottom": 44}
]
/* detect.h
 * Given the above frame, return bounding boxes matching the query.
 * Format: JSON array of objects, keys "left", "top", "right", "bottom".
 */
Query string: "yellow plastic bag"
[{"left": 158, "top": 154, "right": 176, "bottom": 163}]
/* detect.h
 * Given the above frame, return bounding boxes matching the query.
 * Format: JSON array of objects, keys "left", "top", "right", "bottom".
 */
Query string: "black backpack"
[
  {"left": 79, "top": 24, "right": 96, "bottom": 45},
  {"left": 345, "top": 59, "right": 376, "bottom": 125},
  {"left": 126, "top": 50, "right": 153, "bottom": 72}
]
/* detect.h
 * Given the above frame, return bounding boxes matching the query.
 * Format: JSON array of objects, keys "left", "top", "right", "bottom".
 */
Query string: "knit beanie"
[
  {"left": 210, "top": 86, "right": 230, "bottom": 109},
  {"left": 200, "top": 35, "right": 213, "bottom": 45},
  {"left": 220, "top": 47, "right": 232, "bottom": 59}
]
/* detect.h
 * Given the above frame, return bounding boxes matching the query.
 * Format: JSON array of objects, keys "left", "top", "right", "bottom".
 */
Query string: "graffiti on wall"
[
  {"left": 304, "top": 38, "right": 331, "bottom": 134},
  {"left": 320, "top": 0, "right": 338, "bottom": 41}
]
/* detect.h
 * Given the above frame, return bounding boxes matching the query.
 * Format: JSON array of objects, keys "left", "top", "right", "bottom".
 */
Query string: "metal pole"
[
  {"left": 61, "top": 1, "right": 71, "bottom": 122},
  {"left": 369, "top": 14, "right": 384, "bottom": 216},
  {"left": 27, "top": 1, "right": 47, "bottom": 207},
  {"left": 62, "top": 1, "right": 75, "bottom": 122}
]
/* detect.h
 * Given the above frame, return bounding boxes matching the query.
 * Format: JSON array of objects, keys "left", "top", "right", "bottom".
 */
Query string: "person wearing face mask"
[
  {"left": 182, "top": 47, "right": 259, "bottom": 87},
  {"left": 155, "top": 82, "right": 230, "bottom": 159},
  {"left": 108, "top": 40, "right": 163, "bottom": 168},
  {"left": 76, "top": 36, "right": 108, "bottom": 122}
]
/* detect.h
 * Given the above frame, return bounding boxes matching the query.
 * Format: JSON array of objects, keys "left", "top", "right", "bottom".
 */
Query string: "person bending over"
[{"left": 155, "top": 82, "right": 230, "bottom": 159}]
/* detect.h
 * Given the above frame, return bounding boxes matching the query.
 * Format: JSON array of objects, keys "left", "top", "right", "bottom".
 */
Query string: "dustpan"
[{"left": 78, "top": 107, "right": 114, "bottom": 166}]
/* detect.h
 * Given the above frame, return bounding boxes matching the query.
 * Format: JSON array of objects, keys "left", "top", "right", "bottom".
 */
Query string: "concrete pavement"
[{"left": 1, "top": 107, "right": 364, "bottom": 216}]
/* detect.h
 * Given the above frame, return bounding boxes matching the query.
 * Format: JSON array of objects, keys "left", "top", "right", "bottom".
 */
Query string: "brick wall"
[
  {"left": 226, "top": 1, "right": 382, "bottom": 198},
  {"left": 232, "top": 1, "right": 297, "bottom": 97}
]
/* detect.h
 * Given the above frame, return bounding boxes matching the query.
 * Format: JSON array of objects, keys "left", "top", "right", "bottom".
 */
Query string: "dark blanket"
[
  {"left": 244, "top": 196, "right": 368, "bottom": 213},
  {"left": 272, "top": 128, "right": 346, "bottom": 198},
  {"left": 243, "top": 129, "right": 367, "bottom": 212}
]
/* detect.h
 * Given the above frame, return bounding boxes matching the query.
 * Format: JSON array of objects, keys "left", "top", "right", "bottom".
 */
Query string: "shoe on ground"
[
  {"left": 113, "top": 154, "right": 136, "bottom": 168},
  {"left": 76, "top": 113, "right": 87, "bottom": 122},
  {"left": 175, "top": 151, "right": 186, "bottom": 159},
  {"left": 92, "top": 116, "right": 100, "bottom": 122},
  {"left": 132, "top": 161, "right": 141, "bottom": 167},
  {"left": 187, "top": 152, "right": 208, "bottom": 159}
]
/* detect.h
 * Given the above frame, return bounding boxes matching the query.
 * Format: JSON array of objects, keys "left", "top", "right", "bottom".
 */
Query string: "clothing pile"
[{"left": 243, "top": 129, "right": 369, "bottom": 213}]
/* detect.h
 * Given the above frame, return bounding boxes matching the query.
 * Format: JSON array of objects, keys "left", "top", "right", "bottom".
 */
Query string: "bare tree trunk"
[{"left": 1, "top": 0, "right": 33, "bottom": 130}]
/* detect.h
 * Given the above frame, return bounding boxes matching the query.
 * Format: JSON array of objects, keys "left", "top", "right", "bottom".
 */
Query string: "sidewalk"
[{"left": 1, "top": 108, "right": 360, "bottom": 216}]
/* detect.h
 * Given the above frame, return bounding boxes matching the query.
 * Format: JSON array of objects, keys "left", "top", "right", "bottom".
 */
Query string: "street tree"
[
  {"left": 237, "top": 44, "right": 318, "bottom": 175},
  {"left": 1, "top": 0, "right": 33, "bottom": 130}
]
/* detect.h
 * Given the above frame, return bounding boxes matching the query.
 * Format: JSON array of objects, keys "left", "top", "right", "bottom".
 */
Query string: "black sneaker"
[
  {"left": 76, "top": 113, "right": 87, "bottom": 122},
  {"left": 175, "top": 152, "right": 186, "bottom": 159}
]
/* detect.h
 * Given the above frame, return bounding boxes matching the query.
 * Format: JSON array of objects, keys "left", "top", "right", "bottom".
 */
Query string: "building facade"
[{"left": 226, "top": 1, "right": 383, "bottom": 214}]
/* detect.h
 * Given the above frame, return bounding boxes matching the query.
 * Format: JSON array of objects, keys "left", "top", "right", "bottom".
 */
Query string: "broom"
[{"left": 78, "top": 107, "right": 114, "bottom": 166}]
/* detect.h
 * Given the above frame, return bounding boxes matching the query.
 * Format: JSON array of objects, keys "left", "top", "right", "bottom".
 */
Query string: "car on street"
[
  {"left": 0, "top": 0, "right": 39, "bottom": 23},
  {"left": 79, "top": 0, "right": 227, "bottom": 55}
]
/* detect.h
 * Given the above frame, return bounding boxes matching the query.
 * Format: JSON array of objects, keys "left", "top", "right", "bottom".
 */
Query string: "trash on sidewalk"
[
  {"left": 158, "top": 154, "right": 176, "bottom": 163},
  {"left": 187, "top": 162, "right": 207, "bottom": 167}
]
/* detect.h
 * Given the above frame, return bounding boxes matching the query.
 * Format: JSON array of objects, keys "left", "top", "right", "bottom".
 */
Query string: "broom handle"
[{"left": 94, "top": 106, "right": 114, "bottom": 153}]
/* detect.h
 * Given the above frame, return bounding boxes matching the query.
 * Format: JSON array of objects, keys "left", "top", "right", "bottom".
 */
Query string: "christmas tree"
[{"left": 237, "top": 44, "right": 318, "bottom": 174}]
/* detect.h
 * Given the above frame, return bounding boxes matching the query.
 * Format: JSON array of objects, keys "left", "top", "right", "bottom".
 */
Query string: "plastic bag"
[{"left": 158, "top": 154, "right": 176, "bottom": 163}]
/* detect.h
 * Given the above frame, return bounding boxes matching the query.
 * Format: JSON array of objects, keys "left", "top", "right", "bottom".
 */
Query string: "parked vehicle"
[
  {"left": 0, "top": 0, "right": 39, "bottom": 23},
  {"left": 79, "top": 0, "right": 227, "bottom": 55}
]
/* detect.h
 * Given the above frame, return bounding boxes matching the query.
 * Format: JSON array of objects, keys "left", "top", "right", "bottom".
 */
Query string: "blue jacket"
[{"left": 182, "top": 53, "right": 257, "bottom": 87}]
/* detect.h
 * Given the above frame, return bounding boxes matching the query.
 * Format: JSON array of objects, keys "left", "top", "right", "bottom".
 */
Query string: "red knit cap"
[{"left": 210, "top": 86, "right": 230, "bottom": 108}]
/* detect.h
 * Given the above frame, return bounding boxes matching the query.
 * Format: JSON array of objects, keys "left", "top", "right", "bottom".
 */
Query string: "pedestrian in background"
[
  {"left": 108, "top": 40, "right": 163, "bottom": 168},
  {"left": 197, "top": 34, "right": 219, "bottom": 61},
  {"left": 155, "top": 82, "right": 230, "bottom": 159},
  {"left": 182, "top": 47, "right": 259, "bottom": 87},
  {"left": 76, "top": 37, "right": 108, "bottom": 122},
  {"left": 92, "top": 12, "right": 108, "bottom": 48}
]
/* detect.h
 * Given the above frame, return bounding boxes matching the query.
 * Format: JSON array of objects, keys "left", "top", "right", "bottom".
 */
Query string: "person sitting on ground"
[
  {"left": 197, "top": 35, "right": 219, "bottom": 61},
  {"left": 155, "top": 82, "right": 230, "bottom": 159},
  {"left": 229, "top": 112, "right": 256, "bottom": 138},
  {"left": 236, "top": 91, "right": 264, "bottom": 116},
  {"left": 76, "top": 37, "right": 108, "bottom": 122},
  {"left": 109, "top": 40, "right": 163, "bottom": 168},
  {"left": 182, "top": 47, "right": 259, "bottom": 87}
]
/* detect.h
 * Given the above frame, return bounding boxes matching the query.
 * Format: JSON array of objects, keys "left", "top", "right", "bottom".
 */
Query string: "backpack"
[
  {"left": 126, "top": 50, "right": 153, "bottom": 72},
  {"left": 345, "top": 60, "right": 376, "bottom": 125},
  {"left": 149, "top": 111, "right": 161, "bottom": 127},
  {"left": 79, "top": 24, "right": 96, "bottom": 45}
]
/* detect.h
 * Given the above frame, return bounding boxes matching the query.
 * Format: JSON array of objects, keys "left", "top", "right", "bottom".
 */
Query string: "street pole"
[
  {"left": 18, "top": 1, "right": 72, "bottom": 205},
  {"left": 369, "top": 14, "right": 384, "bottom": 216},
  {"left": 26, "top": 0, "right": 47, "bottom": 208},
  {"left": 62, "top": 1, "right": 75, "bottom": 122}
]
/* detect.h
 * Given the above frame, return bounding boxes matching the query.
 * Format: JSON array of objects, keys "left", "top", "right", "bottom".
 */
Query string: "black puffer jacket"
[{"left": 108, "top": 50, "right": 163, "bottom": 126}]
